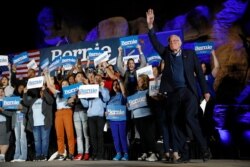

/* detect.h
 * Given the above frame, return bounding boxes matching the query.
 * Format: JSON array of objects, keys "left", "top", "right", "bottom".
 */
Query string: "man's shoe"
[{"left": 202, "top": 148, "right": 212, "bottom": 162}]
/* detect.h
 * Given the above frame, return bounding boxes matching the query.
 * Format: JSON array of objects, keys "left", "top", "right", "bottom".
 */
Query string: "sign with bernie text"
[
  {"left": 27, "top": 59, "right": 38, "bottom": 70},
  {"left": 62, "top": 82, "right": 82, "bottom": 99},
  {"left": 78, "top": 84, "right": 99, "bottom": 98},
  {"left": 108, "top": 57, "right": 117, "bottom": 65},
  {"left": 87, "top": 50, "right": 104, "bottom": 61},
  {"left": 136, "top": 65, "right": 154, "bottom": 79},
  {"left": 120, "top": 36, "right": 138, "bottom": 49},
  {"left": 3, "top": 96, "right": 21, "bottom": 110},
  {"left": 40, "top": 29, "right": 183, "bottom": 76},
  {"left": 194, "top": 42, "right": 214, "bottom": 55},
  {"left": 0, "top": 55, "right": 9, "bottom": 66},
  {"left": 94, "top": 51, "right": 109, "bottom": 67},
  {"left": 49, "top": 56, "right": 61, "bottom": 72},
  {"left": 12, "top": 51, "right": 29, "bottom": 65},
  {"left": 40, "top": 58, "right": 49, "bottom": 70},
  {"left": 147, "top": 51, "right": 162, "bottom": 67},
  {"left": 149, "top": 80, "right": 161, "bottom": 96},
  {"left": 62, "top": 56, "right": 77, "bottom": 70},
  {"left": 127, "top": 90, "right": 148, "bottom": 110},
  {"left": 106, "top": 104, "right": 126, "bottom": 121},
  {"left": 27, "top": 76, "right": 44, "bottom": 89},
  {"left": 123, "top": 55, "right": 139, "bottom": 64}
]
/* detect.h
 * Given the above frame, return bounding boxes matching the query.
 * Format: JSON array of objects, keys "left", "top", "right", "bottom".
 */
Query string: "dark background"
[{"left": 0, "top": 0, "right": 217, "bottom": 54}]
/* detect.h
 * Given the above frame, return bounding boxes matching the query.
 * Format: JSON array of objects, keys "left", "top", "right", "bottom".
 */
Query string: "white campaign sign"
[
  {"left": 136, "top": 65, "right": 154, "bottom": 79},
  {"left": 123, "top": 55, "right": 139, "bottom": 64},
  {"left": 27, "top": 76, "right": 44, "bottom": 89},
  {"left": 108, "top": 57, "right": 117, "bottom": 65},
  {"left": 149, "top": 80, "right": 161, "bottom": 96},
  {"left": 27, "top": 59, "right": 37, "bottom": 69},
  {"left": 94, "top": 52, "right": 109, "bottom": 67},
  {"left": 0, "top": 55, "right": 9, "bottom": 66},
  {"left": 78, "top": 84, "right": 99, "bottom": 98}
]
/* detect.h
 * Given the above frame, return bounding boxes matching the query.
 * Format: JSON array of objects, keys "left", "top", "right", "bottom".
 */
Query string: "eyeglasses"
[{"left": 169, "top": 39, "right": 180, "bottom": 43}]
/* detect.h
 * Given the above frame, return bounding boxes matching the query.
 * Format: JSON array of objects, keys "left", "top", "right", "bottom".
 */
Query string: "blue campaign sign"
[
  {"left": 127, "top": 90, "right": 148, "bottom": 110},
  {"left": 106, "top": 104, "right": 126, "bottom": 121},
  {"left": 62, "top": 56, "right": 77, "bottom": 65},
  {"left": 194, "top": 42, "right": 214, "bottom": 55},
  {"left": 62, "top": 83, "right": 82, "bottom": 98},
  {"left": 87, "top": 50, "right": 104, "bottom": 60},
  {"left": 12, "top": 51, "right": 29, "bottom": 65},
  {"left": 39, "top": 29, "right": 183, "bottom": 76},
  {"left": 147, "top": 51, "right": 162, "bottom": 67},
  {"left": 40, "top": 58, "right": 49, "bottom": 70},
  {"left": 48, "top": 56, "right": 61, "bottom": 72},
  {"left": 120, "top": 36, "right": 138, "bottom": 49},
  {"left": 3, "top": 96, "right": 21, "bottom": 110}
]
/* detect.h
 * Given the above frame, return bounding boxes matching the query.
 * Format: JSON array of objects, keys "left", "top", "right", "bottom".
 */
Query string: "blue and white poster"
[
  {"left": 194, "top": 42, "right": 214, "bottom": 55},
  {"left": 40, "top": 58, "right": 49, "bottom": 70},
  {"left": 120, "top": 36, "right": 138, "bottom": 49},
  {"left": 87, "top": 50, "right": 104, "bottom": 60},
  {"left": 12, "top": 51, "right": 29, "bottom": 65},
  {"left": 127, "top": 90, "right": 148, "bottom": 110},
  {"left": 0, "top": 55, "right": 9, "bottom": 66},
  {"left": 62, "top": 83, "right": 82, "bottom": 99},
  {"left": 39, "top": 29, "right": 183, "bottom": 76},
  {"left": 3, "top": 96, "right": 21, "bottom": 110},
  {"left": 106, "top": 104, "right": 126, "bottom": 121}
]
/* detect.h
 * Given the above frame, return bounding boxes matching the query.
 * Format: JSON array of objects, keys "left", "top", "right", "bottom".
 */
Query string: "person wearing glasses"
[{"left": 146, "top": 8, "right": 212, "bottom": 163}]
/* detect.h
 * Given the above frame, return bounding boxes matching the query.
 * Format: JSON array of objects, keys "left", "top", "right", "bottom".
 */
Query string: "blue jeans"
[
  {"left": 73, "top": 111, "right": 90, "bottom": 153},
  {"left": 33, "top": 125, "right": 51, "bottom": 157},
  {"left": 14, "top": 121, "right": 27, "bottom": 160}
]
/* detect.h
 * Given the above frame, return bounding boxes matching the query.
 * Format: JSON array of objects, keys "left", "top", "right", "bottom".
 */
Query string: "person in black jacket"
[{"left": 146, "top": 8, "right": 212, "bottom": 163}]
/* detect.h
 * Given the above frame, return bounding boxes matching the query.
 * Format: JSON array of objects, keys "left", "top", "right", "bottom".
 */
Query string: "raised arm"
[
  {"left": 117, "top": 46, "right": 126, "bottom": 76},
  {"left": 146, "top": 9, "right": 166, "bottom": 56},
  {"left": 211, "top": 50, "right": 219, "bottom": 78},
  {"left": 137, "top": 44, "right": 147, "bottom": 68},
  {"left": 118, "top": 78, "right": 127, "bottom": 98}
]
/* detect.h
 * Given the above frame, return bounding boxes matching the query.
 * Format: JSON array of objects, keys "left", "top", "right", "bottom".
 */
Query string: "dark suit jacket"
[{"left": 148, "top": 29, "right": 208, "bottom": 99}]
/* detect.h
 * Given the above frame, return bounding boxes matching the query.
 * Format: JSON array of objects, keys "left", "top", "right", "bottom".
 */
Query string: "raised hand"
[{"left": 146, "top": 9, "right": 154, "bottom": 29}]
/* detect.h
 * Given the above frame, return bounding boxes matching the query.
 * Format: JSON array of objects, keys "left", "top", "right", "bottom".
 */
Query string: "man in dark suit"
[{"left": 146, "top": 9, "right": 212, "bottom": 162}]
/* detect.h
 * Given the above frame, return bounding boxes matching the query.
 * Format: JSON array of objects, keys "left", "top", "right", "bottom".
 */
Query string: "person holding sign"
[
  {"left": 80, "top": 74, "right": 110, "bottom": 160},
  {"left": 1, "top": 84, "right": 28, "bottom": 162},
  {"left": 22, "top": 86, "right": 54, "bottom": 161},
  {"left": 106, "top": 78, "right": 128, "bottom": 161},
  {"left": 127, "top": 74, "right": 158, "bottom": 162},
  {"left": 147, "top": 9, "right": 211, "bottom": 162},
  {"left": 117, "top": 44, "right": 147, "bottom": 96},
  {"left": 0, "top": 64, "right": 15, "bottom": 97},
  {"left": 46, "top": 75, "right": 76, "bottom": 161},
  {"left": 117, "top": 44, "right": 147, "bottom": 147},
  {"left": 0, "top": 87, "right": 11, "bottom": 162},
  {"left": 198, "top": 49, "right": 220, "bottom": 143},
  {"left": 72, "top": 72, "right": 90, "bottom": 161}
]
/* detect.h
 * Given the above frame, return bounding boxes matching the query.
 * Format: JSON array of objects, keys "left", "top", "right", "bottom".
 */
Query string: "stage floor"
[{"left": 1, "top": 160, "right": 250, "bottom": 167}]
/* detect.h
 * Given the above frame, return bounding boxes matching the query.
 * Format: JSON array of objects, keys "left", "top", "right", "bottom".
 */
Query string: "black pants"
[
  {"left": 88, "top": 116, "right": 105, "bottom": 159},
  {"left": 167, "top": 88, "right": 208, "bottom": 152}
]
